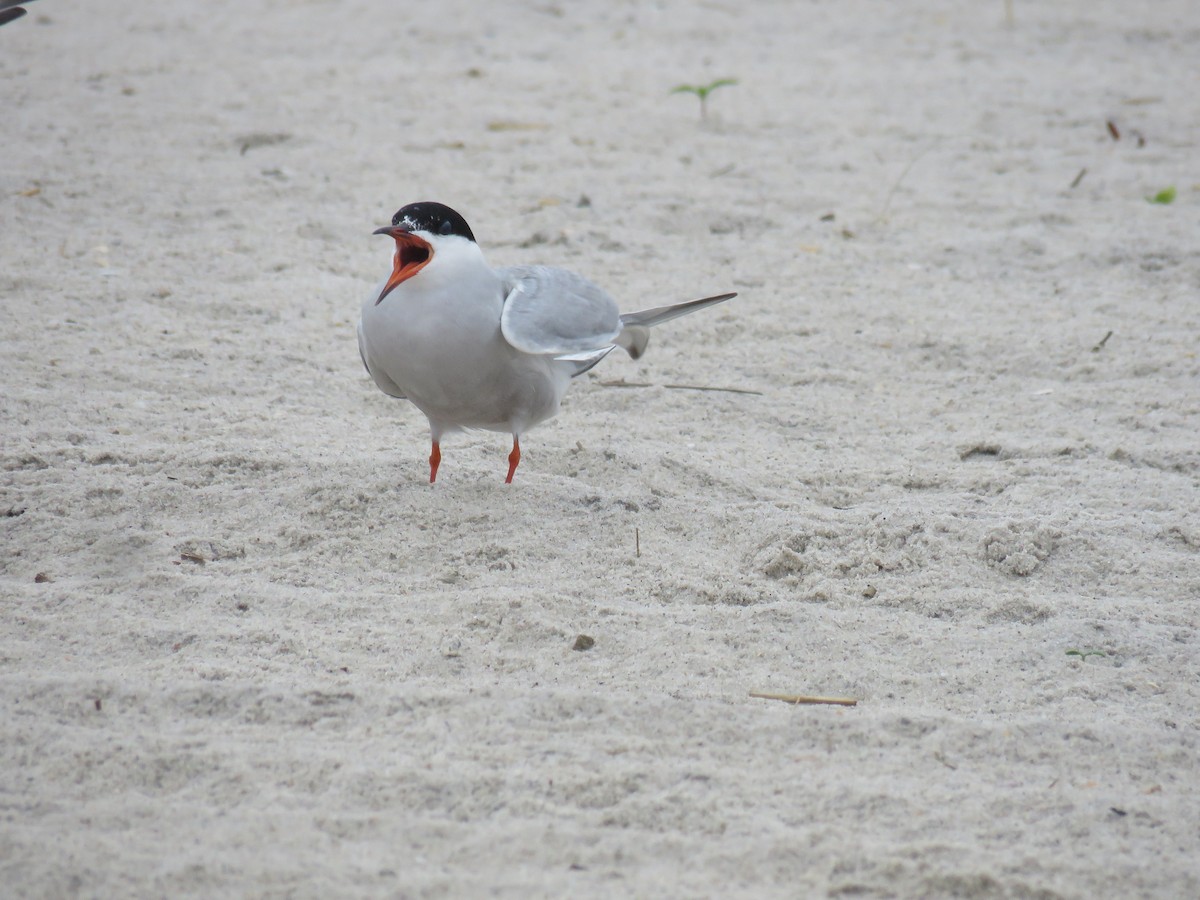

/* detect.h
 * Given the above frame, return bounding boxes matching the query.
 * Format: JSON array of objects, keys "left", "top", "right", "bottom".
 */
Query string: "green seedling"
[
  {"left": 671, "top": 78, "right": 738, "bottom": 122},
  {"left": 1146, "top": 186, "right": 1176, "bottom": 204},
  {"left": 1066, "top": 649, "right": 1106, "bottom": 661}
]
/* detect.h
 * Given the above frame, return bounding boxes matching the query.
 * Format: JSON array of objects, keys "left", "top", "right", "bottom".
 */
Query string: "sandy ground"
[{"left": 3, "top": 0, "right": 1199, "bottom": 896}]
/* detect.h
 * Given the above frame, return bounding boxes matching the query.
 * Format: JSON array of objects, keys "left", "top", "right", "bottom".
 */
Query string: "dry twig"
[
  {"left": 597, "top": 379, "right": 761, "bottom": 396},
  {"left": 750, "top": 691, "right": 858, "bottom": 707}
]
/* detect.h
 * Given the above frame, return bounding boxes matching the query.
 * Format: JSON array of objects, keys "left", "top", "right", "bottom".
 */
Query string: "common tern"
[{"left": 357, "top": 201, "right": 736, "bottom": 483}]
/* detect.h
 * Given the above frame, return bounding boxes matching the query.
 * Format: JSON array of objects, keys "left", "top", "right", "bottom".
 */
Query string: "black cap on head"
[{"left": 390, "top": 202, "right": 476, "bottom": 242}]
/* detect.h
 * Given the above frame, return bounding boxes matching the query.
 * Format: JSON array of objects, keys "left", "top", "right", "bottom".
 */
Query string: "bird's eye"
[{"left": 440, "top": 220, "right": 453, "bottom": 235}]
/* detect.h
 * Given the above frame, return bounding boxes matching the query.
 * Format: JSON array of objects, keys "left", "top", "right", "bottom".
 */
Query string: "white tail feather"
[{"left": 615, "top": 292, "right": 735, "bottom": 358}]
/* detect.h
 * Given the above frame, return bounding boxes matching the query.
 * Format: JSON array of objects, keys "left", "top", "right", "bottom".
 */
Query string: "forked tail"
[{"left": 615, "top": 292, "right": 736, "bottom": 360}]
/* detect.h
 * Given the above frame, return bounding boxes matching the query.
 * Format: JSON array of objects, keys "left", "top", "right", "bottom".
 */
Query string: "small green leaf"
[
  {"left": 671, "top": 78, "right": 738, "bottom": 121},
  {"left": 1066, "top": 648, "right": 1106, "bottom": 661},
  {"left": 672, "top": 79, "right": 737, "bottom": 99},
  {"left": 1146, "top": 186, "right": 1176, "bottom": 204},
  {"left": 671, "top": 79, "right": 738, "bottom": 98}
]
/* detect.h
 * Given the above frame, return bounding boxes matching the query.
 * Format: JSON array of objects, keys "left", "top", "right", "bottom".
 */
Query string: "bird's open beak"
[{"left": 373, "top": 226, "right": 433, "bottom": 304}]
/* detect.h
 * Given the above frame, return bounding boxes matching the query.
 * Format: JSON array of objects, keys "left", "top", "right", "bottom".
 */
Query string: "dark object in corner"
[{"left": 0, "top": 0, "right": 36, "bottom": 28}]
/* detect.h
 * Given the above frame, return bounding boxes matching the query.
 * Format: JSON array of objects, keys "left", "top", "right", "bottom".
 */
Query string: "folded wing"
[
  {"left": 500, "top": 265, "right": 736, "bottom": 363},
  {"left": 498, "top": 266, "right": 623, "bottom": 356}
]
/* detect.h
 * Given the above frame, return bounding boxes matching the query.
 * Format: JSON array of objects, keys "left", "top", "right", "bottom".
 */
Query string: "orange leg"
[
  {"left": 429, "top": 440, "right": 441, "bottom": 483},
  {"left": 505, "top": 436, "right": 521, "bottom": 484}
]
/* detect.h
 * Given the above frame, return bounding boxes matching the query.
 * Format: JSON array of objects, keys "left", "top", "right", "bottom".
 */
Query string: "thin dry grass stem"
[
  {"left": 598, "top": 379, "right": 761, "bottom": 396},
  {"left": 877, "top": 140, "right": 941, "bottom": 222},
  {"left": 750, "top": 692, "right": 858, "bottom": 707},
  {"left": 665, "top": 383, "right": 762, "bottom": 396}
]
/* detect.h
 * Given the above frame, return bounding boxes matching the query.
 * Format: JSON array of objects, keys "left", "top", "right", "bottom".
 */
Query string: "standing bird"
[{"left": 357, "top": 202, "right": 735, "bottom": 483}]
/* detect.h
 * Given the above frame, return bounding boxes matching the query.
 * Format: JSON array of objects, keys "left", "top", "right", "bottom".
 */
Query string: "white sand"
[{"left": 3, "top": 0, "right": 1199, "bottom": 895}]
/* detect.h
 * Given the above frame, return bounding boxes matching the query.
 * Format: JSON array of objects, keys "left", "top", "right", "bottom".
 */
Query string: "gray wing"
[{"left": 498, "top": 266, "right": 622, "bottom": 356}]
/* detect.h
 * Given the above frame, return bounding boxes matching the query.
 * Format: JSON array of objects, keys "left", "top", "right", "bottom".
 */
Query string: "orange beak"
[{"left": 373, "top": 226, "right": 433, "bottom": 304}]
